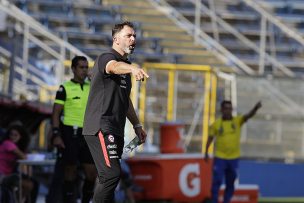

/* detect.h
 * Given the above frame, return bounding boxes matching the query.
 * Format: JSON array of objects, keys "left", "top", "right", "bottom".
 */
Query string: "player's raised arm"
[{"left": 243, "top": 101, "right": 262, "bottom": 122}]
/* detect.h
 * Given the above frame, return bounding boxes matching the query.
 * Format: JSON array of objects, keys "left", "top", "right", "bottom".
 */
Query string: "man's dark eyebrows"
[
  {"left": 79, "top": 65, "right": 89, "bottom": 68},
  {"left": 124, "top": 33, "right": 136, "bottom": 37}
]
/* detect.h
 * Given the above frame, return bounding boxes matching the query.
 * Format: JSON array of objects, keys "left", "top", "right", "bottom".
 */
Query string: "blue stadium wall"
[{"left": 239, "top": 160, "right": 304, "bottom": 197}]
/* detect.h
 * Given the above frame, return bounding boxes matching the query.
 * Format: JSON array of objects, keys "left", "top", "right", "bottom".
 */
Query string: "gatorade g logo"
[{"left": 179, "top": 163, "right": 200, "bottom": 197}]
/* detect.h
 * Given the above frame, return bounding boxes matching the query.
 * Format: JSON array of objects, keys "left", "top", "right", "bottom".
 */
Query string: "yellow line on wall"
[
  {"left": 39, "top": 120, "right": 46, "bottom": 149},
  {"left": 209, "top": 73, "right": 217, "bottom": 153},
  {"left": 143, "top": 63, "right": 211, "bottom": 71},
  {"left": 139, "top": 67, "right": 147, "bottom": 125},
  {"left": 167, "top": 70, "right": 175, "bottom": 121},
  {"left": 202, "top": 71, "right": 211, "bottom": 153},
  {"left": 210, "top": 73, "right": 217, "bottom": 124}
]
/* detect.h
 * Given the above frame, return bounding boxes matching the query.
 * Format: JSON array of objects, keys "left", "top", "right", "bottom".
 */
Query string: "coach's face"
[{"left": 116, "top": 25, "right": 136, "bottom": 55}]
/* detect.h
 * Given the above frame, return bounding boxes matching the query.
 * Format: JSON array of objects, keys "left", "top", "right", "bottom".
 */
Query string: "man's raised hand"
[{"left": 131, "top": 64, "right": 149, "bottom": 81}]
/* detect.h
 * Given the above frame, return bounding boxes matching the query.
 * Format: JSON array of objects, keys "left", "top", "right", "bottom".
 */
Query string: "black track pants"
[{"left": 84, "top": 131, "right": 124, "bottom": 203}]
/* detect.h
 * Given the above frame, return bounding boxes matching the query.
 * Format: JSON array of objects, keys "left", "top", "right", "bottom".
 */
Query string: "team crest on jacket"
[{"left": 108, "top": 135, "right": 115, "bottom": 143}]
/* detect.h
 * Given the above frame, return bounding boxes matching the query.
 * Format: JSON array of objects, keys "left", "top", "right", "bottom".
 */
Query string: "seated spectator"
[{"left": 0, "top": 124, "right": 39, "bottom": 203}]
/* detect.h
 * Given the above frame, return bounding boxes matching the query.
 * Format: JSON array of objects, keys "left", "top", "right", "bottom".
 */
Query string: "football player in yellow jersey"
[{"left": 205, "top": 100, "right": 262, "bottom": 203}]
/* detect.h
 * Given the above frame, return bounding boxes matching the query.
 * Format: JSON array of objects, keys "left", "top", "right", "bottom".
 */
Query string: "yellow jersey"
[{"left": 209, "top": 115, "right": 244, "bottom": 159}]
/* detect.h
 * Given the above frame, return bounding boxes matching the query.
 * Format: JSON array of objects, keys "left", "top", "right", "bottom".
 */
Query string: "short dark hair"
[
  {"left": 6, "top": 124, "right": 30, "bottom": 152},
  {"left": 71, "top": 56, "right": 87, "bottom": 69},
  {"left": 112, "top": 21, "right": 135, "bottom": 37},
  {"left": 221, "top": 100, "right": 232, "bottom": 108}
]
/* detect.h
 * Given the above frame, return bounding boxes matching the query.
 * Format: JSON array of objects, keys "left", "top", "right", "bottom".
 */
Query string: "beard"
[{"left": 123, "top": 45, "right": 135, "bottom": 54}]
